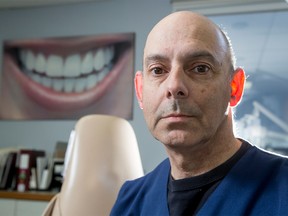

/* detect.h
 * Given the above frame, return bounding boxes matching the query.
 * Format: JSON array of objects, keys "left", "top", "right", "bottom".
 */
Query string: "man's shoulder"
[
  {"left": 241, "top": 143, "right": 288, "bottom": 177},
  {"left": 110, "top": 158, "right": 170, "bottom": 215},
  {"left": 249, "top": 144, "right": 288, "bottom": 164},
  {"left": 123, "top": 158, "right": 170, "bottom": 189}
]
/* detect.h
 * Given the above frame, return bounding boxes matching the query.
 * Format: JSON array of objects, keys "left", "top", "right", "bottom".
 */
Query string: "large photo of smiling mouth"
[{"left": 0, "top": 33, "right": 134, "bottom": 120}]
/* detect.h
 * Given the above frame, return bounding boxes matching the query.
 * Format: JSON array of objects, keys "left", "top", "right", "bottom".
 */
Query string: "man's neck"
[{"left": 168, "top": 137, "right": 242, "bottom": 179}]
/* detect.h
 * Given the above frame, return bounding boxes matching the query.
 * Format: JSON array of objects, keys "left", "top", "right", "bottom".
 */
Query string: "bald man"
[{"left": 111, "top": 11, "right": 288, "bottom": 216}]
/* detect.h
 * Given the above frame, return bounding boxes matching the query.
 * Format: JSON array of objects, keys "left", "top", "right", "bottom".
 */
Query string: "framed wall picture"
[{"left": 0, "top": 32, "right": 135, "bottom": 120}]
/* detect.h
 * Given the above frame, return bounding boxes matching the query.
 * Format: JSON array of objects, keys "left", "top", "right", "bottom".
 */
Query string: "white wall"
[{"left": 0, "top": 0, "right": 171, "bottom": 173}]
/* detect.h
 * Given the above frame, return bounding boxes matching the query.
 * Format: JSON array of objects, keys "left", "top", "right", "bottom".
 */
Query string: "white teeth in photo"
[
  {"left": 64, "top": 54, "right": 81, "bottom": 77},
  {"left": 46, "top": 55, "right": 64, "bottom": 77},
  {"left": 34, "top": 53, "right": 46, "bottom": 74},
  {"left": 81, "top": 51, "right": 94, "bottom": 74},
  {"left": 20, "top": 46, "right": 114, "bottom": 77},
  {"left": 20, "top": 46, "right": 115, "bottom": 93},
  {"left": 28, "top": 64, "right": 111, "bottom": 93}
]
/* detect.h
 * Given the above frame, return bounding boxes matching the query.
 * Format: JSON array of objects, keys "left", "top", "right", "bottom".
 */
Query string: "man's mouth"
[{"left": 2, "top": 33, "right": 134, "bottom": 114}]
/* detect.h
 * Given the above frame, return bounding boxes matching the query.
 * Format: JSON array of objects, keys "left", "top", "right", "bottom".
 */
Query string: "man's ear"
[
  {"left": 230, "top": 68, "right": 245, "bottom": 107},
  {"left": 134, "top": 71, "right": 143, "bottom": 109}
]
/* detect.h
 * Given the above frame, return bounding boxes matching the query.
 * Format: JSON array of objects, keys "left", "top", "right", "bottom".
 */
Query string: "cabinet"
[{"left": 0, "top": 191, "right": 56, "bottom": 216}]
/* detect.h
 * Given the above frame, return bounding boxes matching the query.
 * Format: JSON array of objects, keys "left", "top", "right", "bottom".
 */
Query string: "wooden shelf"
[{"left": 0, "top": 190, "right": 57, "bottom": 201}]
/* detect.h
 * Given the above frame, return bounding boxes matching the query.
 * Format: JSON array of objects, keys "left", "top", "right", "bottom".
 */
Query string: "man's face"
[{"left": 137, "top": 14, "right": 233, "bottom": 149}]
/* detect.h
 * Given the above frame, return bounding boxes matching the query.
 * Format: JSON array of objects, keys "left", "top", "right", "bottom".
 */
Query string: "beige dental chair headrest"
[{"left": 42, "top": 114, "right": 143, "bottom": 216}]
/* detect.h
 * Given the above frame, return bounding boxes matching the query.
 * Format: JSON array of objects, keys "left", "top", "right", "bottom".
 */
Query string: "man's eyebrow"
[
  {"left": 144, "top": 51, "right": 220, "bottom": 66},
  {"left": 144, "top": 54, "right": 169, "bottom": 65},
  {"left": 184, "top": 51, "right": 219, "bottom": 64}
]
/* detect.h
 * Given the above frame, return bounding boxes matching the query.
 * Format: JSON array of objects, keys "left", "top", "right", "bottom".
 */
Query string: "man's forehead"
[
  {"left": 146, "top": 13, "right": 225, "bottom": 45},
  {"left": 144, "top": 15, "right": 229, "bottom": 63},
  {"left": 147, "top": 12, "right": 217, "bottom": 37},
  {"left": 144, "top": 31, "right": 225, "bottom": 60}
]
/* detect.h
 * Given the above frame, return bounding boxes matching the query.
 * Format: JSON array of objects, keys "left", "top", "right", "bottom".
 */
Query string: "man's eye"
[
  {"left": 193, "top": 65, "right": 210, "bottom": 73},
  {"left": 151, "top": 67, "right": 164, "bottom": 75}
]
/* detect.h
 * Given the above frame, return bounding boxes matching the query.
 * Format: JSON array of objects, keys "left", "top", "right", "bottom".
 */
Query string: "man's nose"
[{"left": 165, "top": 68, "right": 188, "bottom": 99}]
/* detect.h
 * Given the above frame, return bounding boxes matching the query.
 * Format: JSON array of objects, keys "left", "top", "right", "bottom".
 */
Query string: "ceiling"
[{"left": 0, "top": 0, "right": 104, "bottom": 8}]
